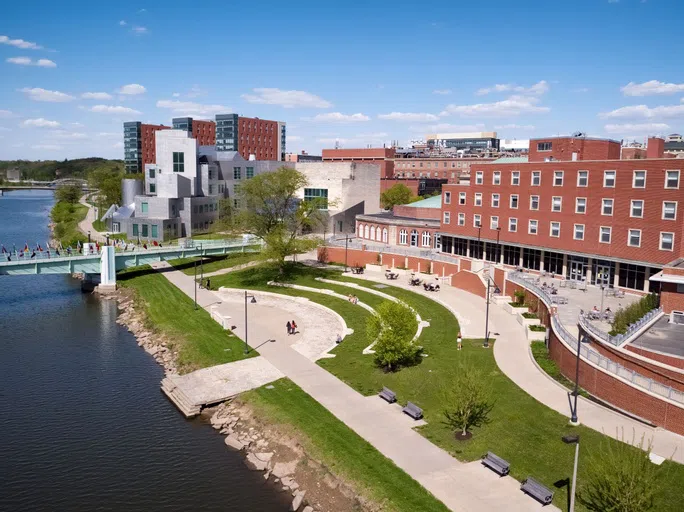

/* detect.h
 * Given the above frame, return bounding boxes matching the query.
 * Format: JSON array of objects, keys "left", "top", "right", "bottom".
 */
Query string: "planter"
[
  {"left": 504, "top": 302, "right": 528, "bottom": 315},
  {"left": 526, "top": 326, "right": 547, "bottom": 342},
  {"left": 517, "top": 313, "right": 541, "bottom": 327},
  {"left": 493, "top": 295, "right": 512, "bottom": 306},
  {"left": 366, "top": 264, "right": 384, "bottom": 273}
]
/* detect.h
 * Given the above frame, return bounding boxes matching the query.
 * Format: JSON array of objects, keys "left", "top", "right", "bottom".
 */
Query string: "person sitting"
[
  {"left": 592, "top": 305, "right": 599, "bottom": 313},
  {"left": 605, "top": 306, "right": 612, "bottom": 313}
]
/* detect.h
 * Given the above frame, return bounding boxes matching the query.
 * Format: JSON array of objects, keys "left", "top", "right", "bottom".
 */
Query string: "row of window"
[
  {"left": 356, "top": 224, "right": 436, "bottom": 248},
  {"left": 233, "top": 166, "right": 255, "bottom": 180},
  {"left": 132, "top": 223, "right": 159, "bottom": 238},
  {"left": 473, "top": 169, "right": 680, "bottom": 189},
  {"left": 396, "top": 161, "right": 472, "bottom": 169},
  {"left": 445, "top": 191, "right": 678, "bottom": 220},
  {"left": 357, "top": 224, "right": 389, "bottom": 244},
  {"left": 193, "top": 203, "right": 217, "bottom": 214}
]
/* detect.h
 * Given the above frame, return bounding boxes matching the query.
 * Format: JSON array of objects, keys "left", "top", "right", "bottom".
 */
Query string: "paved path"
[
  {"left": 78, "top": 196, "right": 107, "bottom": 243},
  {"left": 152, "top": 262, "right": 550, "bottom": 512},
  {"left": 352, "top": 269, "right": 684, "bottom": 464}
]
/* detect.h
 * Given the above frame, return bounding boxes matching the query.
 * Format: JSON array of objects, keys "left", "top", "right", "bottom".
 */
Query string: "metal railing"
[
  {"left": 507, "top": 271, "right": 554, "bottom": 307},
  {"left": 326, "top": 238, "right": 460, "bottom": 265},
  {"left": 578, "top": 307, "right": 662, "bottom": 347}
]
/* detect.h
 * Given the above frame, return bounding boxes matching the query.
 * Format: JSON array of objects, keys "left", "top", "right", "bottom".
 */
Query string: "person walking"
[
  {"left": 291, "top": 320, "right": 297, "bottom": 334},
  {"left": 286, "top": 321, "right": 292, "bottom": 335},
  {"left": 457, "top": 332, "right": 462, "bottom": 351}
]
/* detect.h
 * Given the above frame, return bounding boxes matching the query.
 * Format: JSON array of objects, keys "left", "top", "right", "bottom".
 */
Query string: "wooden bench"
[
  {"left": 351, "top": 267, "right": 364, "bottom": 274},
  {"left": 520, "top": 476, "right": 554, "bottom": 505},
  {"left": 379, "top": 387, "right": 397, "bottom": 403},
  {"left": 481, "top": 452, "right": 510, "bottom": 476},
  {"left": 402, "top": 401, "right": 423, "bottom": 420}
]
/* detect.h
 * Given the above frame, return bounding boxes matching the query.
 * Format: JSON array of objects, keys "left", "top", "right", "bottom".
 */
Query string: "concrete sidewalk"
[
  {"left": 153, "top": 262, "right": 550, "bottom": 511},
  {"left": 78, "top": 195, "right": 107, "bottom": 243}
]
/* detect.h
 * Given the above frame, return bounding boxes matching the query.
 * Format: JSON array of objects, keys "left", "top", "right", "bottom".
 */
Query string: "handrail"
[
  {"left": 326, "top": 238, "right": 459, "bottom": 265},
  {"left": 578, "top": 308, "right": 662, "bottom": 347}
]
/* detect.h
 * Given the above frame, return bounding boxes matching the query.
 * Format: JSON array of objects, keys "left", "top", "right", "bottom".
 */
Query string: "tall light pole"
[
  {"left": 244, "top": 291, "right": 257, "bottom": 354},
  {"left": 562, "top": 434, "right": 580, "bottom": 512},
  {"left": 194, "top": 259, "right": 198, "bottom": 310},
  {"left": 570, "top": 328, "right": 585, "bottom": 425},
  {"left": 476, "top": 222, "right": 482, "bottom": 260},
  {"left": 495, "top": 226, "right": 502, "bottom": 264},
  {"left": 484, "top": 277, "right": 491, "bottom": 348}
]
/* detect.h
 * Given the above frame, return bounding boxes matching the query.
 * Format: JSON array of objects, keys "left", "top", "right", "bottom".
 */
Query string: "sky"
[{"left": 1, "top": 0, "right": 683, "bottom": 160}]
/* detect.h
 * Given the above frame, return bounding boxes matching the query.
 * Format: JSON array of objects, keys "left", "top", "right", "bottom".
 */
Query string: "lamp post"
[
  {"left": 484, "top": 277, "right": 491, "bottom": 348},
  {"left": 476, "top": 222, "right": 482, "bottom": 260},
  {"left": 562, "top": 434, "right": 580, "bottom": 512},
  {"left": 495, "top": 226, "right": 502, "bottom": 264},
  {"left": 244, "top": 291, "right": 257, "bottom": 354},
  {"left": 194, "top": 259, "right": 198, "bottom": 310},
  {"left": 599, "top": 284, "right": 605, "bottom": 316},
  {"left": 570, "top": 328, "right": 586, "bottom": 425},
  {"left": 88, "top": 231, "right": 91, "bottom": 244}
]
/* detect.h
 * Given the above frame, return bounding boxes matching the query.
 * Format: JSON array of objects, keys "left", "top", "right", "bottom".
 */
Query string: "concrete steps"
[{"left": 161, "top": 377, "right": 201, "bottom": 418}]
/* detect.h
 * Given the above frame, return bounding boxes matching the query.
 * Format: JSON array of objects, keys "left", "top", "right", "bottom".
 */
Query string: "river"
[{"left": 0, "top": 190, "right": 289, "bottom": 511}]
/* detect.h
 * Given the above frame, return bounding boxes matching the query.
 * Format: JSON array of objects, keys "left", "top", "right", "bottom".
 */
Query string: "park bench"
[
  {"left": 351, "top": 266, "right": 364, "bottom": 274},
  {"left": 402, "top": 401, "right": 423, "bottom": 420},
  {"left": 520, "top": 476, "right": 554, "bottom": 505},
  {"left": 385, "top": 272, "right": 398, "bottom": 280},
  {"left": 481, "top": 452, "right": 510, "bottom": 476},
  {"left": 379, "top": 386, "right": 397, "bottom": 403}
]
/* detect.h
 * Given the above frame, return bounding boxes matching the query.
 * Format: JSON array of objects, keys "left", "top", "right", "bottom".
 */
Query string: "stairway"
[{"left": 161, "top": 377, "right": 201, "bottom": 418}]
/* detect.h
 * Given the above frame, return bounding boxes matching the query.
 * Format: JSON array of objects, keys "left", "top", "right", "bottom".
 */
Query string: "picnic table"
[
  {"left": 351, "top": 266, "right": 364, "bottom": 274},
  {"left": 385, "top": 272, "right": 398, "bottom": 280}
]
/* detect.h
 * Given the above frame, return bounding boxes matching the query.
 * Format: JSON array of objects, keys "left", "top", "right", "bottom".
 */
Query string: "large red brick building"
[
  {"left": 237, "top": 117, "right": 281, "bottom": 161},
  {"left": 141, "top": 124, "right": 171, "bottom": 167}
]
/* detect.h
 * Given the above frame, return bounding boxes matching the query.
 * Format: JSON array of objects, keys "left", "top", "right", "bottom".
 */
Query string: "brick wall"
[
  {"left": 452, "top": 270, "right": 485, "bottom": 298},
  {"left": 393, "top": 204, "right": 442, "bottom": 220},
  {"left": 432, "top": 261, "right": 460, "bottom": 278},
  {"left": 625, "top": 345, "right": 684, "bottom": 370},
  {"left": 493, "top": 267, "right": 506, "bottom": 295},
  {"left": 318, "top": 246, "right": 379, "bottom": 268},
  {"left": 529, "top": 137, "right": 621, "bottom": 162},
  {"left": 380, "top": 179, "right": 420, "bottom": 194},
  {"left": 660, "top": 283, "right": 684, "bottom": 313}
]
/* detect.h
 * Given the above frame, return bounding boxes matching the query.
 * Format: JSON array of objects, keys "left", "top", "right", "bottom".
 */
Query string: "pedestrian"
[
  {"left": 205, "top": 278, "right": 211, "bottom": 290},
  {"left": 291, "top": 320, "right": 297, "bottom": 334},
  {"left": 457, "top": 331, "right": 462, "bottom": 351},
  {"left": 286, "top": 321, "right": 292, "bottom": 335}
]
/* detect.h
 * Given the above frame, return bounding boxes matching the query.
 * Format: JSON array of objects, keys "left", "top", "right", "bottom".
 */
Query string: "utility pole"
[
  {"left": 484, "top": 278, "right": 490, "bottom": 348},
  {"left": 194, "top": 259, "right": 198, "bottom": 310},
  {"left": 562, "top": 434, "right": 580, "bottom": 512}
]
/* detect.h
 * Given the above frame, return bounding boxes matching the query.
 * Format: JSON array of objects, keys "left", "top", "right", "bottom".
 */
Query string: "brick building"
[
  {"left": 237, "top": 117, "right": 286, "bottom": 161},
  {"left": 124, "top": 122, "right": 170, "bottom": 174},
  {"left": 172, "top": 117, "right": 216, "bottom": 146},
  {"left": 439, "top": 135, "right": 684, "bottom": 295},
  {"left": 322, "top": 148, "right": 396, "bottom": 178}
]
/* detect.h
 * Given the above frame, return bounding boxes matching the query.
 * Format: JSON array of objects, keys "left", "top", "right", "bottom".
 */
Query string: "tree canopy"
[
  {"left": 380, "top": 183, "right": 414, "bottom": 210},
  {"left": 55, "top": 184, "right": 82, "bottom": 204},
  {"left": 442, "top": 366, "right": 494, "bottom": 437},
  {"left": 367, "top": 300, "right": 420, "bottom": 371}
]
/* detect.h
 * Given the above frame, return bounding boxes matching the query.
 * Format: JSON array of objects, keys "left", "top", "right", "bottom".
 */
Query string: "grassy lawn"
[
  {"left": 530, "top": 341, "right": 590, "bottom": 399},
  {"left": 50, "top": 201, "right": 88, "bottom": 247},
  {"left": 191, "top": 232, "right": 239, "bottom": 240},
  {"left": 117, "top": 266, "right": 257, "bottom": 372},
  {"left": 242, "top": 378, "right": 450, "bottom": 512},
  {"left": 168, "top": 251, "right": 262, "bottom": 277}
]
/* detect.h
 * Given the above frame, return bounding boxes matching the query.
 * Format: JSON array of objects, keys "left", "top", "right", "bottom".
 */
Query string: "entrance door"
[
  {"left": 596, "top": 265, "right": 611, "bottom": 287},
  {"left": 410, "top": 230, "right": 418, "bottom": 247},
  {"left": 569, "top": 261, "right": 585, "bottom": 281}
]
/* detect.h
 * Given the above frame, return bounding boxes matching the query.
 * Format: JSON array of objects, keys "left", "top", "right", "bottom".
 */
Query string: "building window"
[
  {"left": 491, "top": 193, "right": 500, "bottom": 208},
  {"left": 458, "top": 213, "right": 465, "bottom": 226},
  {"left": 458, "top": 192, "right": 465, "bottom": 205},
  {"left": 382, "top": 228, "right": 388, "bottom": 243},
  {"left": 399, "top": 229, "right": 407, "bottom": 245},
  {"left": 604, "top": 170, "right": 616, "bottom": 188},
  {"left": 633, "top": 170, "right": 646, "bottom": 188},
  {"left": 550, "top": 221, "right": 560, "bottom": 238},
  {"left": 151, "top": 225, "right": 158, "bottom": 238},
  {"left": 511, "top": 171, "right": 520, "bottom": 185},
  {"left": 602, "top": 198, "right": 613, "bottom": 216},
  {"left": 490, "top": 216, "right": 499, "bottom": 229},
  {"left": 628, "top": 229, "right": 641, "bottom": 247},
  {"left": 246, "top": 167, "right": 254, "bottom": 179},
  {"left": 630, "top": 200, "right": 643, "bottom": 218},
  {"left": 233, "top": 167, "right": 241, "bottom": 179},
  {"left": 666, "top": 170, "right": 680, "bottom": 189},
  {"left": 474, "top": 214, "right": 481, "bottom": 228},
  {"left": 537, "top": 142, "right": 552, "bottom": 151},
  {"left": 530, "top": 195, "right": 539, "bottom": 210},
  {"left": 141, "top": 202, "right": 148, "bottom": 214},
  {"left": 577, "top": 170, "right": 588, "bottom": 187},
  {"left": 531, "top": 171, "right": 541, "bottom": 186},
  {"left": 370, "top": 226, "right": 376, "bottom": 241},
  {"left": 475, "top": 171, "right": 483, "bottom": 185},
  {"left": 149, "top": 168, "right": 155, "bottom": 179},
  {"left": 493, "top": 171, "right": 501, "bottom": 185},
  {"left": 364, "top": 225, "right": 370, "bottom": 239},
  {"left": 410, "top": 229, "right": 418, "bottom": 247},
  {"left": 552, "top": 196, "right": 562, "bottom": 212},
  {"left": 474, "top": 193, "right": 482, "bottom": 206},
  {"left": 574, "top": 224, "right": 585, "bottom": 240},
  {"left": 422, "top": 231, "right": 431, "bottom": 247},
  {"left": 149, "top": 183, "right": 156, "bottom": 194},
  {"left": 443, "top": 212, "right": 450, "bottom": 224},
  {"left": 142, "top": 224, "right": 149, "bottom": 237},
  {"left": 529, "top": 220, "right": 538, "bottom": 235},
  {"left": 575, "top": 197, "right": 587, "bottom": 214},
  {"left": 444, "top": 191, "right": 452, "bottom": 204},
  {"left": 509, "top": 217, "right": 517, "bottom": 232},
  {"left": 663, "top": 201, "right": 677, "bottom": 220},
  {"left": 600, "top": 226, "right": 612, "bottom": 244},
  {"left": 660, "top": 232, "right": 674, "bottom": 251},
  {"left": 132, "top": 224, "right": 139, "bottom": 236},
  {"left": 304, "top": 188, "right": 329, "bottom": 209},
  {"left": 553, "top": 171, "right": 564, "bottom": 186},
  {"left": 172, "top": 152, "right": 184, "bottom": 173}
]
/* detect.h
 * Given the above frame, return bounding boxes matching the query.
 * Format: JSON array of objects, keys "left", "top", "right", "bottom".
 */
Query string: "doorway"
[{"left": 569, "top": 260, "right": 586, "bottom": 281}]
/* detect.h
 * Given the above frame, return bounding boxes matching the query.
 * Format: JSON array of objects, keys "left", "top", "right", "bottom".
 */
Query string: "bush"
[
  {"left": 368, "top": 301, "right": 420, "bottom": 372},
  {"left": 522, "top": 312, "right": 538, "bottom": 319},
  {"left": 610, "top": 293, "right": 659, "bottom": 335},
  {"left": 508, "top": 302, "right": 526, "bottom": 308},
  {"left": 513, "top": 289, "right": 526, "bottom": 305},
  {"left": 529, "top": 325, "right": 546, "bottom": 332}
]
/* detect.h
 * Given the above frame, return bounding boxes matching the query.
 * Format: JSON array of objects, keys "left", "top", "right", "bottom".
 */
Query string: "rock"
[
  {"left": 245, "top": 452, "right": 268, "bottom": 471},
  {"left": 224, "top": 434, "right": 245, "bottom": 451},
  {"left": 281, "top": 476, "right": 294, "bottom": 487},
  {"left": 254, "top": 452, "right": 274, "bottom": 463},
  {"left": 290, "top": 490, "right": 306, "bottom": 511},
  {"left": 272, "top": 460, "right": 297, "bottom": 478},
  {"left": 263, "top": 471, "right": 271, "bottom": 480},
  {"left": 289, "top": 482, "right": 299, "bottom": 491},
  {"left": 302, "top": 507, "right": 313, "bottom": 512}
]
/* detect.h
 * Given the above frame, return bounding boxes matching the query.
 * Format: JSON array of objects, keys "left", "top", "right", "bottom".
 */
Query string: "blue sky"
[{"left": 1, "top": 0, "right": 683, "bottom": 160}]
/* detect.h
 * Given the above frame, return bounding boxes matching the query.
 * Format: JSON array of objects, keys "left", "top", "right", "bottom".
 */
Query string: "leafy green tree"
[
  {"left": 380, "top": 183, "right": 414, "bottom": 210},
  {"left": 55, "top": 184, "right": 82, "bottom": 204},
  {"left": 367, "top": 301, "right": 419, "bottom": 371},
  {"left": 579, "top": 434, "right": 663, "bottom": 512},
  {"left": 232, "top": 167, "right": 329, "bottom": 271},
  {"left": 442, "top": 366, "right": 494, "bottom": 438}
]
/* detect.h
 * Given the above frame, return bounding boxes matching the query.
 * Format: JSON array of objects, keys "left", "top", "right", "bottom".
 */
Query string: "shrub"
[
  {"left": 522, "top": 312, "right": 538, "bottom": 319},
  {"left": 529, "top": 325, "right": 546, "bottom": 332},
  {"left": 610, "top": 293, "right": 659, "bottom": 335},
  {"left": 513, "top": 289, "right": 526, "bottom": 305},
  {"left": 367, "top": 301, "right": 419, "bottom": 372}
]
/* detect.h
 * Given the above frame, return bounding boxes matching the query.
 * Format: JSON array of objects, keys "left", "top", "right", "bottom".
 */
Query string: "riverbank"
[{"left": 50, "top": 199, "right": 88, "bottom": 247}]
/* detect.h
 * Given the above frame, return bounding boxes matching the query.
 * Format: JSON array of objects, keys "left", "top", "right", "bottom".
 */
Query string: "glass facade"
[
  {"left": 172, "top": 117, "right": 192, "bottom": 132},
  {"left": 173, "top": 152, "right": 184, "bottom": 173},
  {"left": 216, "top": 114, "right": 238, "bottom": 152},
  {"left": 280, "top": 123, "right": 287, "bottom": 160},
  {"left": 304, "top": 188, "right": 328, "bottom": 209},
  {"left": 123, "top": 121, "right": 142, "bottom": 174}
]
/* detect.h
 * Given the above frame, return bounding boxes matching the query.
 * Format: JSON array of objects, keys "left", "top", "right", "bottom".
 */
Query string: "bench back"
[
  {"left": 486, "top": 452, "right": 508, "bottom": 467},
  {"left": 406, "top": 401, "right": 422, "bottom": 413}
]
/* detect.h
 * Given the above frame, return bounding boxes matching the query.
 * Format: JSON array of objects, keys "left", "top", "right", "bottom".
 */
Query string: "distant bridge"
[{"left": 0, "top": 178, "right": 93, "bottom": 192}]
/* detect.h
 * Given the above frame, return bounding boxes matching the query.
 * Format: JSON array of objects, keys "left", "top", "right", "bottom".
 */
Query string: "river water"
[{"left": 0, "top": 190, "right": 288, "bottom": 511}]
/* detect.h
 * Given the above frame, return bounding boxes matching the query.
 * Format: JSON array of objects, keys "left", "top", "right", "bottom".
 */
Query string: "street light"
[
  {"left": 570, "top": 328, "right": 588, "bottom": 425},
  {"left": 194, "top": 259, "right": 198, "bottom": 310},
  {"left": 495, "top": 226, "right": 502, "bottom": 264},
  {"left": 562, "top": 434, "right": 580, "bottom": 512},
  {"left": 484, "top": 277, "right": 491, "bottom": 348},
  {"left": 88, "top": 231, "right": 91, "bottom": 244},
  {"left": 244, "top": 291, "right": 257, "bottom": 354}
]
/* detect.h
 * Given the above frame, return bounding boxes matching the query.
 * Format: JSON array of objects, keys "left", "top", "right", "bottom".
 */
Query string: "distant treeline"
[{"left": 0, "top": 158, "right": 124, "bottom": 181}]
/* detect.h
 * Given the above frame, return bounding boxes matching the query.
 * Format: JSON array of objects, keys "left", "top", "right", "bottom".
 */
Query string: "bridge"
[
  {"left": 0, "top": 239, "right": 260, "bottom": 289},
  {"left": 0, "top": 178, "right": 93, "bottom": 193}
]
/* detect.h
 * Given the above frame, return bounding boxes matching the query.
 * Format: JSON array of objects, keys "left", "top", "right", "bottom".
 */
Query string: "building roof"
[
  {"left": 487, "top": 156, "right": 530, "bottom": 164},
  {"left": 404, "top": 195, "right": 442, "bottom": 208}
]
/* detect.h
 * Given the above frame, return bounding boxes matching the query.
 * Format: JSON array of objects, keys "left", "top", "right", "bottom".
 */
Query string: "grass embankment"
[
  {"left": 169, "top": 252, "right": 261, "bottom": 277},
  {"left": 242, "top": 378, "right": 450, "bottom": 512},
  {"left": 211, "top": 264, "right": 684, "bottom": 511},
  {"left": 530, "top": 341, "right": 590, "bottom": 399},
  {"left": 117, "top": 266, "right": 257, "bottom": 372},
  {"left": 50, "top": 201, "right": 88, "bottom": 247}
]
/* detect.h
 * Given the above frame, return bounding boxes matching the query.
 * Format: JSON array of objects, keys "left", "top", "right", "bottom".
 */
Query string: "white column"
[
  {"left": 614, "top": 262, "right": 620, "bottom": 287},
  {"left": 466, "top": 239, "right": 470, "bottom": 257},
  {"left": 540, "top": 250, "right": 545, "bottom": 272},
  {"left": 519, "top": 249, "right": 524, "bottom": 268},
  {"left": 482, "top": 243, "right": 487, "bottom": 261},
  {"left": 100, "top": 245, "right": 116, "bottom": 288},
  {"left": 562, "top": 253, "right": 568, "bottom": 277},
  {"left": 586, "top": 257, "right": 593, "bottom": 284}
]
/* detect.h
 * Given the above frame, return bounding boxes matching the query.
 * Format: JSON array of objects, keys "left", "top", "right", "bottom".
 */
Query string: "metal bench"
[
  {"left": 379, "top": 386, "right": 397, "bottom": 404},
  {"left": 521, "top": 476, "right": 554, "bottom": 505},
  {"left": 481, "top": 452, "right": 510, "bottom": 476},
  {"left": 402, "top": 401, "right": 423, "bottom": 420}
]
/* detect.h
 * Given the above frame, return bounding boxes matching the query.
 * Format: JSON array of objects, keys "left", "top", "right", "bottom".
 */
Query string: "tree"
[
  {"left": 367, "top": 301, "right": 419, "bottom": 372},
  {"left": 380, "top": 183, "right": 413, "bottom": 210},
  {"left": 442, "top": 366, "right": 494, "bottom": 439},
  {"left": 55, "top": 184, "right": 82, "bottom": 204},
  {"left": 578, "top": 433, "right": 664, "bottom": 512},
  {"left": 232, "top": 167, "right": 329, "bottom": 271}
]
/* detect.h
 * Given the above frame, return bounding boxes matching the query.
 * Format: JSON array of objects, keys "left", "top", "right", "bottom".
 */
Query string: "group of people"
[
  {"left": 347, "top": 294, "right": 359, "bottom": 304},
  {"left": 286, "top": 320, "right": 298, "bottom": 335},
  {"left": 588, "top": 305, "right": 612, "bottom": 320},
  {"left": 541, "top": 282, "right": 559, "bottom": 295}
]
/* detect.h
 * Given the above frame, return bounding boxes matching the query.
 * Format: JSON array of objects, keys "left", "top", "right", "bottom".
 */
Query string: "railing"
[
  {"left": 326, "top": 238, "right": 460, "bottom": 265},
  {"left": 578, "top": 308, "right": 662, "bottom": 347},
  {"left": 507, "top": 271, "right": 554, "bottom": 307}
]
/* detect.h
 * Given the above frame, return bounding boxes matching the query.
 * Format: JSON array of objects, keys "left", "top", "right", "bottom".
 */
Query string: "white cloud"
[
  {"left": 599, "top": 103, "right": 684, "bottom": 119},
  {"left": 377, "top": 112, "right": 439, "bottom": 122},
  {"left": 113, "top": 141, "right": 124, "bottom": 149},
  {"left": 604, "top": 123, "right": 670, "bottom": 134},
  {"left": 119, "top": 20, "right": 127, "bottom": 26},
  {"left": 81, "top": 92, "right": 113, "bottom": 100},
  {"left": 494, "top": 123, "right": 535, "bottom": 130},
  {"left": 0, "top": 110, "right": 13, "bottom": 118},
  {"left": 312, "top": 112, "right": 370, "bottom": 123},
  {"left": 90, "top": 105, "right": 142, "bottom": 115},
  {"left": 0, "top": 35, "right": 42, "bottom": 50},
  {"left": 22, "top": 118, "right": 61, "bottom": 128},
  {"left": 441, "top": 95, "right": 550, "bottom": 117},
  {"left": 0, "top": 126, "right": 11, "bottom": 131},
  {"left": 131, "top": 26, "right": 148, "bottom": 35},
  {"left": 117, "top": 83, "right": 146, "bottom": 95},
  {"left": 287, "top": 135, "right": 303, "bottom": 142},
  {"left": 412, "top": 123, "right": 486, "bottom": 133},
  {"left": 172, "top": 92, "right": 180, "bottom": 97},
  {"left": 7, "top": 57, "right": 56, "bottom": 67},
  {"left": 31, "top": 144, "right": 62, "bottom": 150},
  {"left": 476, "top": 80, "right": 549, "bottom": 96},
  {"left": 241, "top": 88, "right": 332, "bottom": 108},
  {"left": 49, "top": 130, "right": 89, "bottom": 140},
  {"left": 138, "top": 8, "right": 147, "bottom": 13},
  {"left": 573, "top": 87, "right": 590, "bottom": 93},
  {"left": 433, "top": 89, "right": 452, "bottom": 95},
  {"left": 19, "top": 87, "right": 74, "bottom": 102},
  {"left": 621, "top": 80, "right": 684, "bottom": 97},
  {"left": 156, "top": 99, "right": 231, "bottom": 116}
]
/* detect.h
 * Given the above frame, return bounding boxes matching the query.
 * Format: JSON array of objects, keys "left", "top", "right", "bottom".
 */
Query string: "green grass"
[
  {"left": 530, "top": 341, "right": 590, "bottom": 399},
  {"left": 190, "top": 232, "right": 239, "bottom": 240},
  {"left": 168, "top": 252, "right": 262, "bottom": 277},
  {"left": 92, "top": 219, "right": 107, "bottom": 232},
  {"left": 242, "top": 378, "right": 450, "bottom": 512},
  {"left": 50, "top": 201, "right": 88, "bottom": 247},
  {"left": 117, "top": 266, "right": 257, "bottom": 372}
]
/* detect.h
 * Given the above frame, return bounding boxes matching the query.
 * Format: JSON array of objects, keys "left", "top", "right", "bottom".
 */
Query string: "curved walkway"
[
  {"left": 351, "top": 268, "right": 684, "bottom": 464},
  {"left": 77, "top": 195, "right": 107, "bottom": 243}
]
